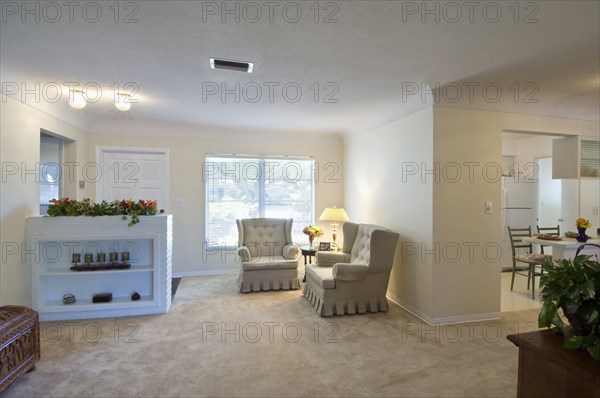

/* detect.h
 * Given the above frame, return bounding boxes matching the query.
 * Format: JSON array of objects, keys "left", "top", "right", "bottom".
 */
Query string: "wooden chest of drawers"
[{"left": 507, "top": 330, "right": 600, "bottom": 398}]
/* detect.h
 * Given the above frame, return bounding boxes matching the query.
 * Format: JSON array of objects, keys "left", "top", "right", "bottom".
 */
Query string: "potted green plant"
[{"left": 538, "top": 247, "right": 600, "bottom": 361}]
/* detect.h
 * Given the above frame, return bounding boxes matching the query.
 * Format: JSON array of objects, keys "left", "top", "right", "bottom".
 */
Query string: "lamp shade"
[{"left": 319, "top": 207, "right": 349, "bottom": 222}]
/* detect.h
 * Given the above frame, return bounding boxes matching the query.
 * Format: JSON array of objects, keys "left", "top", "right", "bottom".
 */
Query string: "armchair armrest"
[
  {"left": 237, "top": 246, "right": 251, "bottom": 262},
  {"left": 332, "top": 263, "right": 369, "bottom": 281},
  {"left": 283, "top": 244, "right": 300, "bottom": 260},
  {"left": 316, "top": 251, "right": 351, "bottom": 267}
]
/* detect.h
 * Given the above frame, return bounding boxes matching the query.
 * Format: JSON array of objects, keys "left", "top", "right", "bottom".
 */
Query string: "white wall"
[
  {"left": 344, "top": 107, "right": 434, "bottom": 318},
  {"left": 1, "top": 96, "right": 90, "bottom": 306}
]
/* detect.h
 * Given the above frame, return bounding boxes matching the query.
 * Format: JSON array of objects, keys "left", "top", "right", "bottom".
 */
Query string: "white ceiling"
[{"left": 1, "top": 1, "right": 599, "bottom": 138}]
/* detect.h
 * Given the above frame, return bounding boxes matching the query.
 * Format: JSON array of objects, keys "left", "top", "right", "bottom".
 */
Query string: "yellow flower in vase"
[{"left": 576, "top": 218, "right": 592, "bottom": 229}]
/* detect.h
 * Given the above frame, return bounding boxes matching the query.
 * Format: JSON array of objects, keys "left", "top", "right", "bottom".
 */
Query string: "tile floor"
[{"left": 500, "top": 271, "right": 542, "bottom": 312}]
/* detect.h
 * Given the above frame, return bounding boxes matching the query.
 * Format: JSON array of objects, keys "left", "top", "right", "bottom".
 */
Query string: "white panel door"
[{"left": 99, "top": 148, "right": 169, "bottom": 212}]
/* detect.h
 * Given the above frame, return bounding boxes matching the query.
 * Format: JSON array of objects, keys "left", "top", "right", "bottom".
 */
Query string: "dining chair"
[
  {"left": 575, "top": 243, "right": 600, "bottom": 260},
  {"left": 536, "top": 225, "right": 561, "bottom": 254},
  {"left": 507, "top": 226, "right": 548, "bottom": 299}
]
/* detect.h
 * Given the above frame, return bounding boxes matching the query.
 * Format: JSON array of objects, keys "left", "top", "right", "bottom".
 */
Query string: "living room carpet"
[{"left": 2, "top": 274, "right": 539, "bottom": 397}]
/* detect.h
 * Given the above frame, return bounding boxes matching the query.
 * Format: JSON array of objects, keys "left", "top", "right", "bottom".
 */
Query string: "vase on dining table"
[
  {"left": 576, "top": 227, "right": 589, "bottom": 242},
  {"left": 309, "top": 236, "right": 314, "bottom": 248}
]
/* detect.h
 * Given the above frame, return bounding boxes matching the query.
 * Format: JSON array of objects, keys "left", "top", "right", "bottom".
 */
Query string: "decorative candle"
[
  {"left": 121, "top": 251, "right": 130, "bottom": 262},
  {"left": 109, "top": 252, "right": 118, "bottom": 263},
  {"left": 72, "top": 253, "right": 81, "bottom": 263},
  {"left": 84, "top": 253, "right": 93, "bottom": 263},
  {"left": 96, "top": 252, "right": 106, "bottom": 263}
]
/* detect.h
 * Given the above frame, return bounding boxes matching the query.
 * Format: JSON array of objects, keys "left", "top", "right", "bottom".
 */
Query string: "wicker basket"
[{"left": 0, "top": 306, "right": 40, "bottom": 393}]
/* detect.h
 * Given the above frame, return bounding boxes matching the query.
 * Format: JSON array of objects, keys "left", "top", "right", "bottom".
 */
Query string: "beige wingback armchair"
[
  {"left": 236, "top": 218, "right": 300, "bottom": 293},
  {"left": 303, "top": 222, "right": 399, "bottom": 316}
]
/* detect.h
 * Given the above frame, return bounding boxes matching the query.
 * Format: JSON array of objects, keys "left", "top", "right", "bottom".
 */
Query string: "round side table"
[{"left": 300, "top": 246, "right": 317, "bottom": 282}]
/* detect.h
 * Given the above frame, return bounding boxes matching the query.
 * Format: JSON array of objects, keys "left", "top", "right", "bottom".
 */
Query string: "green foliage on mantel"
[{"left": 47, "top": 198, "right": 163, "bottom": 227}]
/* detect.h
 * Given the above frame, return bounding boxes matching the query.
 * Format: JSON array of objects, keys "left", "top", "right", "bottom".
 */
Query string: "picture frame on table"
[{"left": 319, "top": 242, "right": 332, "bottom": 251}]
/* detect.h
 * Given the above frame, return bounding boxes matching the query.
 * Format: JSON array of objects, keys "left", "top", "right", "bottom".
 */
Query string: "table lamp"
[{"left": 319, "top": 206, "right": 350, "bottom": 244}]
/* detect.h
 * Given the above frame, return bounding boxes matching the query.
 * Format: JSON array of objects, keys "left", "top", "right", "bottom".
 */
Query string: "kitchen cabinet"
[{"left": 553, "top": 136, "right": 600, "bottom": 179}]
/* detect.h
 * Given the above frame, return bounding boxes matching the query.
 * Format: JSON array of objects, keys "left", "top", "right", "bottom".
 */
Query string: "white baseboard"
[
  {"left": 172, "top": 269, "right": 238, "bottom": 278},
  {"left": 387, "top": 292, "right": 501, "bottom": 326}
]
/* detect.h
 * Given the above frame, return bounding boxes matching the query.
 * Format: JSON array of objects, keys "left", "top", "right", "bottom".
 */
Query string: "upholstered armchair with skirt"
[
  {"left": 236, "top": 218, "right": 300, "bottom": 293},
  {"left": 303, "top": 222, "right": 399, "bottom": 316}
]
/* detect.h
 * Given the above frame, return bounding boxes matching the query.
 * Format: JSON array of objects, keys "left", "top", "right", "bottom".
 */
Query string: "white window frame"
[{"left": 204, "top": 154, "right": 315, "bottom": 246}]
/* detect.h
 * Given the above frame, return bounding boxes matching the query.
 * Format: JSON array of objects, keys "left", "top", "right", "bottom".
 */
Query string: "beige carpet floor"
[{"left": 3, "top": 275, "right": 540, "bottom": 397}]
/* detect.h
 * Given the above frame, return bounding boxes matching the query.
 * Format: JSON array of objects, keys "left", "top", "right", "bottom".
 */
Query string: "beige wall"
[
  {"left": 344, "top": 107, "right": 434, "bottom": 318},
  {"left": 431, "top": 107, "right": 599, "bottom": 322},
  {"left": 344, "top": 105, "right": 598, "bottom": 324},
  {"left": 1, "top": 96, "right": 343, "bottom": 305},
  {"left": 432, "top": 108, "right": 503, "bottom": 321},
  {"left": 2, "top": 92, "right": 597, "bottom": 317},
  {"left": 88, "top": 131, "right": 344, "bottom": 275},
  {"left": 1, "top": 96, "right": 90, "bottom": 306}
]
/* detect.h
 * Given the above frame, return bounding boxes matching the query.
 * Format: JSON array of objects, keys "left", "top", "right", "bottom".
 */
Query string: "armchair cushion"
[
  {"left": 332, "top": 263, "right": 369, "bottom": 281},
  {"left": 242, "top": 257, "right": 298, "bottom": 271},
  {"left": 306, "top": 266, "right": 335, "bottom": 289},
  {"left": 237, "top": 218, "right": 292, "bottom": 258},
  {"left": 315, "top": 251, "right": 351, "bottom": 267}
]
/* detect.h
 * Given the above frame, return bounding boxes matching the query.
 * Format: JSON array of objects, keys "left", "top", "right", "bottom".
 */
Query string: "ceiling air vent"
[{"left": 209, "top": 58, "right": 254, "bottom": 73}]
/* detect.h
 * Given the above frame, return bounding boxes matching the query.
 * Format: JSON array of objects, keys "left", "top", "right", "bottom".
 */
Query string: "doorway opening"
[
  {"left": 39, "top": 132, "right": 64, "bottom": 214},
  {"left": 500, "top": 132, "right": 564, "bottom": 312}
]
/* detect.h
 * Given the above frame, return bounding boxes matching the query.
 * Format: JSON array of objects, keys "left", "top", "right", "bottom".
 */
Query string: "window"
[{"left": 205, "top": 155, "right": 315, "bottom": 245}]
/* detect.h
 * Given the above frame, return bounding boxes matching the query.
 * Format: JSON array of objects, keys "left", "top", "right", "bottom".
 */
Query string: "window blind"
[
  {"left": 205, "top": 156, "right": 315, "bottom": 245},
  {"left": 580, "top": 140, "right": 600, "bottom": 177}
]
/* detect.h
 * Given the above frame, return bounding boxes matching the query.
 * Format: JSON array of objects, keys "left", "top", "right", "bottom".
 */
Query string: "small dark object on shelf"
[
  {"left": 96, "top": 252, "right": 106, "bottom": 263},
  {"left": 131, "top": 291, "right": 141, "bottom": 301},
  {"left": 92, "top": 293, "right": 112, "bottom": 303},
  {"left": 62, "top": 294, "right": 76, "bottom": 304},
  {"left": 70, "top": 262, "right": 131, "bottom": 272}
]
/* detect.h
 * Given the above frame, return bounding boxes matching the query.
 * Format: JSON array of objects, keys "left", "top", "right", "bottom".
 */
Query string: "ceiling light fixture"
[
  {"left": 209, "top": 58, "right": 254, "bottom": 73},
  {"left": 69, "top": 89, "right": 86, "bottom": 109},
  {"left": 114, "top": 93, "right": 131, "bottom": 112}
]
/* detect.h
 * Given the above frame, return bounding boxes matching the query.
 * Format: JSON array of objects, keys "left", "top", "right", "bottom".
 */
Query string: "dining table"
[{"left": 523, "top": 236, "right": 600, "bottom": 261}]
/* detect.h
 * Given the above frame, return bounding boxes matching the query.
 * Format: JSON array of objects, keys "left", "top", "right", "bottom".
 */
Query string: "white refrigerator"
[{"left": 501, "top": 177, "right": 536, "bottom": 230}]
